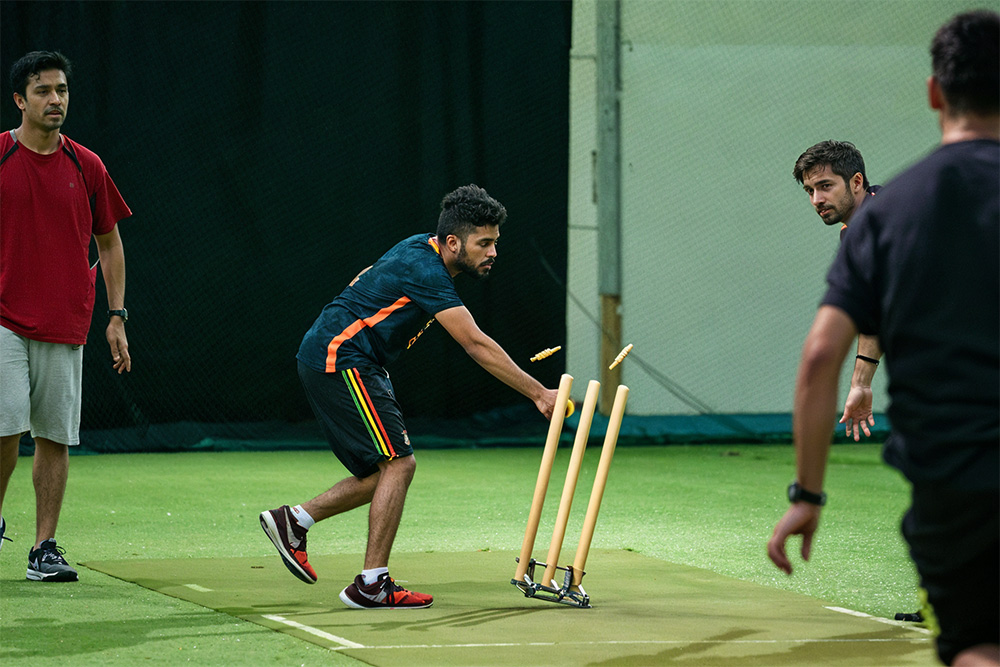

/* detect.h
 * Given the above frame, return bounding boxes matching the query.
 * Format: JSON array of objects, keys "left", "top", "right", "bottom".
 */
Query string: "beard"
[
  {"left": 817, "top": 191, "right": 857, "bottom": 226},
  {"left": 456, "top": 245, "right": 493, "bottom": 280}
]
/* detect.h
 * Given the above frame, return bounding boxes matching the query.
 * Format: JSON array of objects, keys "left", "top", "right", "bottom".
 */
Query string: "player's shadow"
[
  {"left": 586, "top": 627, "right": 932, "bottom": 666},
  {"left": 277, "top": 604, "right": 552, "bottom": 633}
]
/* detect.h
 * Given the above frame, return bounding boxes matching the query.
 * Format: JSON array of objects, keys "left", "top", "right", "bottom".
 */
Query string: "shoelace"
[
  {"left": 39, "top": 544, "right": 69, "bottom": 564},
  {"left": 380, "top": 576, "right": 408, "bottom": 602}
]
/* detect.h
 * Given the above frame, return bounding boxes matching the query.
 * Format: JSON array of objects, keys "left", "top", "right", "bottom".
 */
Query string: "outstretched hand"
[
  {"left": 767, "top": 503, "right": 822, "bottom": 575},
  {"left": 840, "top": 385, "right": 874, "bottom": 441}
]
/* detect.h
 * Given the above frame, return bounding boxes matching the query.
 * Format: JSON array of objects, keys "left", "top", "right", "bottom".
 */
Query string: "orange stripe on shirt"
[{"left": 325, "top": 296, "right": 413, "bottom": 372}]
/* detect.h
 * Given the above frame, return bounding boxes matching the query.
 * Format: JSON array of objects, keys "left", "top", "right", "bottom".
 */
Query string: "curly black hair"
[{"left": 436, "top": 184, "right": 506, "bottom": 242}]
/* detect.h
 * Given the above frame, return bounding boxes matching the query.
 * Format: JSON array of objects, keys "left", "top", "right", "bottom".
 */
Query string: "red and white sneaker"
[
  {"left": 339, "top": 573, "right": 433, "bottom": 609},
  {"left": 259, "top": 505, "right": 317, "bottom": 584}
]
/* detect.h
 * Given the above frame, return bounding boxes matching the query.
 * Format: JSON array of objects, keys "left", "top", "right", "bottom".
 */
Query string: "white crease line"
[
  {"left": 825, "top": 606, "right": 934, "bottom": 635},
  {"left": 258, "top": 611, "right": 931, "bottom": 652},
  {"left": 348, "top": 638, "right": 931, "bottom": 651},
  {"left": 261, "top": 614, "right": 366, "bottom": 649},
  {"left": 182, "top": 584, "right": 212, "bottom": 593},
  {"left": 259, "top": 634, "right": 929, "bottom": 652}
]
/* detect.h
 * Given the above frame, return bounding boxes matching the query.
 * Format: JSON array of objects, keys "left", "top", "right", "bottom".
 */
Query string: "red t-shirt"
[{"left": 0, "top": 131, "right": 132, "bottom": 344}]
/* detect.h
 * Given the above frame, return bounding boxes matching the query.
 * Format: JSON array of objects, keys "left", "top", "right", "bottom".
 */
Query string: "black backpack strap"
[
  {"left": 0, "top": 129, "right": 19, "bottom": 166},
  {"left": 1, "top": 132, "right": 96, "bottom": 220},
  {"left": 2, "top": 131, "right": 100, "bottom": 267},
  {"left": 60, "top": 134, "right": 83, "bottom": 171},
  {"left": 59, "top": 136, "right": 101, "bottom": 270},
  {"left": 60, "top": 136, "right": 96, "bottom": 218}
]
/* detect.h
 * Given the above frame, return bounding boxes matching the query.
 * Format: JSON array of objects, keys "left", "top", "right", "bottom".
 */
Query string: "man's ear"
[
  {"left": 851, "top": 171, "right": 865, "bottom": 194},
  {"left": 445, "top": 234, "right": 461, "bottom": 253},
  {"left": 928, "top": 75, "right": 945, "bottom": 111}
]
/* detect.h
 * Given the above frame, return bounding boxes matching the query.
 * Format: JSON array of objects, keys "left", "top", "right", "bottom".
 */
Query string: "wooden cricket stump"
[{"left": 511, "top": 375, "right": 629, "bottom": 608}]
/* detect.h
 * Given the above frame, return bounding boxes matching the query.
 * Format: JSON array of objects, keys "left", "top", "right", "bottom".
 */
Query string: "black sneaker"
[
  {"left": 339, "top": 573, "right": 433, "bottom": 609},
  {"left": 0, "top": 517, "right": 10, "bottom": 553},
  {"left": 259, "top": 506, "right": 317, "bottom": 584},
  {"left": 27, "top": 539, "right": 78, "bottom": 582},
  {"left": 894, "top": 611, "right": 925, "bottom": 623}
]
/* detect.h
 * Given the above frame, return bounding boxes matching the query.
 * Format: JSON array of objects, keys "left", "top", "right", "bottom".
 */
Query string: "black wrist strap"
[
  {"left": 856, "top": 354, "right": 879, "bottom": 366},
  {"left": 788, "top": 482, "right": 827, "bottom": 506}
]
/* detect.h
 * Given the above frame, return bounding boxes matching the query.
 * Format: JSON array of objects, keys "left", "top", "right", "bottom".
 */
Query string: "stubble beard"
[{"left": 456, "top": 246, "right": 492, "bottom": 281}]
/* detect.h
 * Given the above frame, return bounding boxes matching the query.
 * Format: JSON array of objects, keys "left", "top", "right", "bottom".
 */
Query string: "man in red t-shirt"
[{"left": 0, "top": 51, "right": 132, "bottom": 581}]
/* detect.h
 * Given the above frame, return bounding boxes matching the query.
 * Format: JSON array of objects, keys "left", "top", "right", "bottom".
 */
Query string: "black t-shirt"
[{"left": 823, "top": 139, "right": 999, "bottom": 489}]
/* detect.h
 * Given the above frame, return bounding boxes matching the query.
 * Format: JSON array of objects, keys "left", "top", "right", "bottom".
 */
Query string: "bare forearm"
[
  {"left": 97, "top": 235, "right": 126, "bottom": 309},
  {"left": 435, "top": 306, "right": 555, "bottom": 418},
  {"left": 95, "top": 227, "right": 130, "bottom": 372},
  {"left": 851, "top": 334, "right": 881, "bottom": 386},
  {"left": 464, "top": 336, "right": 545, "bottom": 402},
  {"left": 792, "top": 363, "right": 837, "bottom": 493},
  {"left": 793, "top": 307, "right": 857, "bottom": 492}
]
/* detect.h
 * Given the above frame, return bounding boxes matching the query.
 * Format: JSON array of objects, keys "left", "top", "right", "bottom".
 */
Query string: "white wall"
[{"left": 567, "top": 0, "right": 992, "bottom": 415}]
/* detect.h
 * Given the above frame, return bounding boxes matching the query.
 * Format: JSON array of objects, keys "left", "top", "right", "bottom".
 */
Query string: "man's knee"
[
  {"left": 33, "top": 438, "right": 69, "bottom": 453},
  {"left": 1, "top": 433, "right": 23, "bottom": 450},
  {"left": 1, "top": 434, "right": 20, "bottom": 480},
  {"left": 379, "top": 454, "right": 416, "bottom": 481}
]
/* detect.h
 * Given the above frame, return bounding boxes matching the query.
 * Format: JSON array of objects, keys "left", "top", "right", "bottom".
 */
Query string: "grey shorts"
[{"left": 0, "top": 325, "right": 83, "bottom": 446}]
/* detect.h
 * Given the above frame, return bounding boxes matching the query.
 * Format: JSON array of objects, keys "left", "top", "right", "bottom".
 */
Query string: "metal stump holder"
[{"left": 511, "top": 557, "right": 591, "bottom": 608}]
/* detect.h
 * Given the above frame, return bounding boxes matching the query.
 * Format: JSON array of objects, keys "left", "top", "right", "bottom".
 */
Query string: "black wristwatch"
[
  {"left": 108, "top": 308, "right": 128, "bottom": 323},
  {"left": 787, "top": 481, "right": 826, "bottom": 506}
]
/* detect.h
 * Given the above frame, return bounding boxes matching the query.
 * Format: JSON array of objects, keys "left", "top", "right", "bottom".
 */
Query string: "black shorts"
[
  {"left": 297, "top": 362, "right": 413, "bottom": 478},
  {"left": 902, "top": 483, "right": 999, "bottom": 665}
]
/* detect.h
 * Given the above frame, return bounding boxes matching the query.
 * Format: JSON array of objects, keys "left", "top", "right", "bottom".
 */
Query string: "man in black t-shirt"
[
  {"left": 793, "top": 140, "right": 883, "bottom": 441},
  {"left": 770, "top": 11, "right": 999, "bottom": 666}
]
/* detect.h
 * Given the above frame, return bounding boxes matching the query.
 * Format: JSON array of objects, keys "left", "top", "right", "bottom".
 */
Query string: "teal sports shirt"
[{"left": 297, "top": 234, "right": 464, "bottom": 373}]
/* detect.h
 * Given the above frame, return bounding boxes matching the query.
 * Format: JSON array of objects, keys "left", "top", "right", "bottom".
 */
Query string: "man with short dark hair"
[
  {"left": 770, "top": 11, "right": 999, "bottom": 666},
  {"left": 0, "top": 51, "right": 133, "bottom": 581},
  {"left": 261, "top": 184, "right": 559, "bottom": 609},
  {"left": 794, "top": 140, "right": 883, "bottom": 441},
  {"left": 793, "top": 140, "right": 877, "bottom": 237}
]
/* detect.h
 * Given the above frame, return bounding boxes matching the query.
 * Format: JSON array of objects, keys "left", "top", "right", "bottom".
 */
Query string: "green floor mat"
[{"left": 82, "top": 550, "right": 934, "bottom": 666}]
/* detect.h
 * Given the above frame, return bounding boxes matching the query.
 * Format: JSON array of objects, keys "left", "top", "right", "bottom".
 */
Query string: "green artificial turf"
[{"left": 0, "top": 444, "right": 919, "bottom": 665}]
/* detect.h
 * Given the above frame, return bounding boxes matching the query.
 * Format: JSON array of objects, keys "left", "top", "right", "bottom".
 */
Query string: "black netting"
[{"left": 1, "top": 1, "right": 571, "bottom": 443}]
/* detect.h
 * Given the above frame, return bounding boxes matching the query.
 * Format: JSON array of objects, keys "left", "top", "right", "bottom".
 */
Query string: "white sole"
[
  {"left": 338, "top": 586, "right": 433, "bottom": 609},
  {"left": 26, "top": 569, "right": 78, "bottom": 582},
  {"left": 259, "top": 511, "right": 317, "bottom": 584}
]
